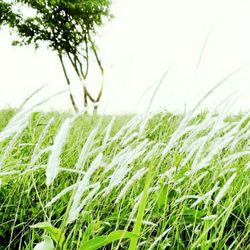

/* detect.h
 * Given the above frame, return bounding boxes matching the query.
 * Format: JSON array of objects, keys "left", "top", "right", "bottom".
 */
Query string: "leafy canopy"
[
  {"left": 0, "top": 0, "right": 17, "bottom": 26},
  {"left": 10, "top": 0, "right": 112, "bottom": 52},
  {"left": 0, "top": 0, "right": 112, "bottom": 111}
]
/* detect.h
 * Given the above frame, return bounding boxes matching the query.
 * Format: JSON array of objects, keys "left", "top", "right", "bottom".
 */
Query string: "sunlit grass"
[{"left": 0, "top": 108, "right": 249, "bottom": 249}]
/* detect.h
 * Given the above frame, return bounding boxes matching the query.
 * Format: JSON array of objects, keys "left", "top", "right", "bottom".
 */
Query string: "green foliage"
[
  {"left": 0, "top": 108, "right": 16, "bottom": 130},
  {"left": 129, "top": 165, "right": 153, "bottom": 250},
  {"left": 80, "top": 230, "right": 137, "bottom": 250},
  {"left": 0, "top": 109, "right": 250, "bottom": 249},
  {"left": 1, "top": 0, "right": 113, "bottom": 111},
  {"left": 9, "top": 0, "right": 112, "bottom": 52},
  {"left": 30, "top": 222, "right": 65, "bottom": 248},
  {"left": 0, "top": 0, "right": 17, "bottom": 26}
]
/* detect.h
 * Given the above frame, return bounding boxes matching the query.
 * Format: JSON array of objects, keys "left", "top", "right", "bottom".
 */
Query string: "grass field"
[{"left": 0, "top": 107, "right": 249, "bottom": 249}]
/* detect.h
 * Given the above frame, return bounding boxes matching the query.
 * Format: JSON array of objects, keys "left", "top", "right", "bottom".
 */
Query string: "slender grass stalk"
[{"left": 128, "top": 165, "right": 153, "bottom": 250}]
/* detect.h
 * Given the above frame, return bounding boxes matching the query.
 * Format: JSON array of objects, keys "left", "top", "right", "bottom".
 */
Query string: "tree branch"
[{"left": 58, "top": 53, "right": 79, "bottom": 113}]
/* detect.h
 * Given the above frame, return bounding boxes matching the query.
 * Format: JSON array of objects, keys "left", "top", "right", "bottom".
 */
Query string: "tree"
[
  {"left": 0, "top": 0, "right": 17, "bottom": 27},
  {"left": 1, "top": 0, "right": 112, "bottom": 112}
]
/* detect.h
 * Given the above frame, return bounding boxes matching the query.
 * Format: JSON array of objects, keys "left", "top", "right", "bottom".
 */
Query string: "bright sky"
[{"left": 0, "top": 0, "right": 249, "bottom": 114}]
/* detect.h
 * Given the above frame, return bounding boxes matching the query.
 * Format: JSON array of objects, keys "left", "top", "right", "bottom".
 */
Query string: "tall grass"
[{"left": 0, "top": 105, "right": 249, "bottom": 249}]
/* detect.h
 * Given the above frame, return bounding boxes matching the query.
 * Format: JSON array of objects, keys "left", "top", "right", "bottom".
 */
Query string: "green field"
[{"left": 0, "top": 108, "right": 249, "bottom": 249}]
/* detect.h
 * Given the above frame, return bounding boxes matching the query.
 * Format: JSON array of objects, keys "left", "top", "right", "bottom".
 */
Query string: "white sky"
[{"left": 0, "top": 0, "right": 249, "bottom": 114}]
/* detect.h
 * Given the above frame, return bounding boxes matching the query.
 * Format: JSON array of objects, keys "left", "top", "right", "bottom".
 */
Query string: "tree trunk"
[{"left": 58, "top": 54, "right": 79, "bottom": 113}]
